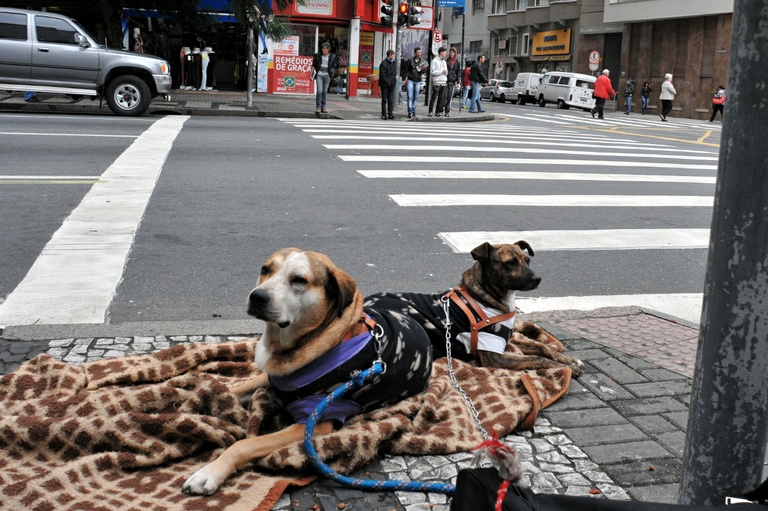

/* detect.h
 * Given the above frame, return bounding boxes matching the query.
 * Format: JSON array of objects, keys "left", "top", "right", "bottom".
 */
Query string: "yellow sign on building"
[{"left": 532, "top": 29, "right": 571, "bottom": 56}]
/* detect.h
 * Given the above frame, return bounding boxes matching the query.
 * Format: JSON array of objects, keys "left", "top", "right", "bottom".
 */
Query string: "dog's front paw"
[
  {"left": 569, "top": 358, "right": 585, "bottom": 378},
  {"left": 182, "top": 465, "right": 226, "bottom": 496}
]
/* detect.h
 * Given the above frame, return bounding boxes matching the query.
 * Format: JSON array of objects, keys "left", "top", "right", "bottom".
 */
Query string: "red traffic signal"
[{"left": 398, "top": 2, "right": 409, "bottom": 25}]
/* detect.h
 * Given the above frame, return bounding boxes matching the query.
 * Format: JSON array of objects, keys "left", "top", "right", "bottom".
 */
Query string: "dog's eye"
[
  {"left": 506, "top": 259, "right": 518, "bottom": 267},
  {"left": 260, "top": 265, "right": 269, "bottom": 276},
  {"left": 290, "top": 275, "right": 308, "bottom": 286}
]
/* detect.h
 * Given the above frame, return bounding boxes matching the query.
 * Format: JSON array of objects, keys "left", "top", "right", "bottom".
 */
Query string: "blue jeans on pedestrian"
[
  {"left": 470, "top": 81, "right": 483, "bottom": 112},
  {"left": 625, "top": 95, "right": 632, "bottom": 114},
  {"left": 315, "top": 73, "right": 331, "bottom": 110},
  {"left": 461, "top": 85, "right": 471, "bottom": 108},
  {"left": 24, "top": 91, "right": 37, "bottom": 101},
  {"left": 641, "top": 95, "right": 649, "bottom": 113},
  {"left": 406, "top": 79, "right": 421, "bottom": 114}
]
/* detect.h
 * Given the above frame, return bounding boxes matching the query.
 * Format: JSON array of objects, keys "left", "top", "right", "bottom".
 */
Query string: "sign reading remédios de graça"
[{"left": 531, "top": 29, "right": 572, "bottom": 56}]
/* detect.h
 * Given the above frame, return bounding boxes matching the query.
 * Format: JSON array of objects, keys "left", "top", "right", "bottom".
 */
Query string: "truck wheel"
[
  {"left": 538, "top": 96, "right": 546, "bottom": 107},
  {"left": 518, "top": 94, "right": 525, "bottom": 105},
  {"left": 499, "top": 93, "right": 506, "bottom": 103},
  {"left": 106, "top": 75, "right": 151, "bottom": 116}
]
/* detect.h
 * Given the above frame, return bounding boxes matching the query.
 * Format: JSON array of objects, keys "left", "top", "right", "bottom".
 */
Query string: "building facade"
[{"left": 604, "top": 0, "right": 734, "bottom": 120}]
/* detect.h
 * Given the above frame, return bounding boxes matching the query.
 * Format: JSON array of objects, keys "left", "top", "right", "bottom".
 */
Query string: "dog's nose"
[
  {"left": 248, "top": 288, "right": 269, "bottom": 310},
  {"left": 532, "top": 276, "right": 542, "bottom": 285}
]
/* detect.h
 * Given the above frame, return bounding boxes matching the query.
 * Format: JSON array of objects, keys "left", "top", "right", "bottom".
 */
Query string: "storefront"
[
  {"left": 529, "top": 28, "right": 572, "bottom": 73},
  {"left": 122, "top": 0, "right": 396, "bottom": 97}
]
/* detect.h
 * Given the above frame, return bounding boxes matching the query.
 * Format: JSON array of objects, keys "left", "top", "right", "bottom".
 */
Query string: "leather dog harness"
[{"left": 443, "top": 286, "right": 516, "bottom": 357}]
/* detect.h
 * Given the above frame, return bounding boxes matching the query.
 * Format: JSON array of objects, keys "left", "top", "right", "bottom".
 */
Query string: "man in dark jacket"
[
  {"left": 400, "top": 47, "right": 428, "bottom": 118},
  {"left": 379, "top": 50, "right": 397, "bottom": 120},
  {"left": 469, "top": 55, "right": 488, "bottom": 113},
  {"left": 312, "top": 42, "right": 338, "bottom": 114}
]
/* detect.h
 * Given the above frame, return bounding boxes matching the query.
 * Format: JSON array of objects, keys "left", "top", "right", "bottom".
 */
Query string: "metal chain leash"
[{"left": 441, "top": 295, "right": 490, "bottom": 441}]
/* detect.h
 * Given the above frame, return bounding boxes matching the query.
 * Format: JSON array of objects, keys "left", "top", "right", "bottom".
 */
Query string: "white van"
[
  {"left": 537, "top": 71, "right": 596, "bottom": 111},
  {"left": 510, "top": 72, "right": 542, "bottom": 105}
]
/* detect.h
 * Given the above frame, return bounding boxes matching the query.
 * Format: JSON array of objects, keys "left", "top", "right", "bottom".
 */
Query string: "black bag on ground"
[{"left": 450, "top": 468, "right": 765, "bottom": 511}]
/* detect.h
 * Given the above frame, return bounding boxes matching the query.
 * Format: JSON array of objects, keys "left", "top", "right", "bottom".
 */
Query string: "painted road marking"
[
  {"left": 0, "top": 115, "right": 190, "bottom": 326},
  {"left": 390, "top": 194, "right": 713, "bottom": 207},
  {"left": 359, "top": 170, "right": 716, "bottom": 184},
  {"left": 439, "top": 229, "right": 710, "bottom": 253},
  {"left": 340, "top": 156, "right": 717, "bottom": 170},
  {"left": 516, "top": 293, "right": 703, "bottom": 325},
  {"left": 325, "top": 144, "right": 717, "bottom": 161},
  {"left": 0, "top": 132, "right": 136, "bottom": 138}
]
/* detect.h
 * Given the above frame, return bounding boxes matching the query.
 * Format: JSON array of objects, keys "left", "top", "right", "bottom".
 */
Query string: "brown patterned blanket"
[{"left": 0, "top": 332, "right": 572, "bottom": 511}]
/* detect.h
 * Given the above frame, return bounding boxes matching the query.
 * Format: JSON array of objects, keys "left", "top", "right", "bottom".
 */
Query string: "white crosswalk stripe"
[
  {"left": 283, "top": 118, "right": 717, "bottom": 324},
  {"left": 439, "top": 229, "right": 710, "bottom": 252}
]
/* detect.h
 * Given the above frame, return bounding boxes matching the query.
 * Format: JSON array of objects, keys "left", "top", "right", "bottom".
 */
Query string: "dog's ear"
[
  {"left": 326, "top": 266, "right": 358, "bottom": 318},
  {"left": 514, "top": 240, "right": 535, "bottom": 257},
  {"left": 470, "top": 242, "right": 494, "bottom": 262}
]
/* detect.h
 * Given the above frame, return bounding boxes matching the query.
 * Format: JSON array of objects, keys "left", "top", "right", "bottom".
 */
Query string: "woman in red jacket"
[{"left": 590, "top": 69, "right": 616, "bottom": 119}]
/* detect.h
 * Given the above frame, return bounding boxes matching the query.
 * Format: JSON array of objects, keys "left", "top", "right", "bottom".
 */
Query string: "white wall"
[{"left": 603, "top": 0, "right": 733, "bottom": 23}]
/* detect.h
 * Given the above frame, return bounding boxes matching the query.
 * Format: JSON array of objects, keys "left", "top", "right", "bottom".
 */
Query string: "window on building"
[
  {"left": 508, "top": 35, "right": 518, "bottom": 56},
  {"left": 514, "top": 0, "right": 527, "bottom": 10},
  {"left": 521, "top": 33, "right": 530, "bottom": 55},
  {"left": 530, "top": 0, "right": 549, "bottom": 6},
  {"left": 472, "top": 0, "right": 485, "bottom": 14},
  {"left": 470, "top": 40, "right": 483, "bottom": 54},
  {"left": 493, "top": 0, "right": 508, "bottom": 14}
]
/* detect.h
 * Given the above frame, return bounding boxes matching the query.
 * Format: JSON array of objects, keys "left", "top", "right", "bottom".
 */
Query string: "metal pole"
[
  {"left": 678, "top": 0, "right": 768, "bottom": 504},
  {"left": 246, "top": 23, "right": 254, "bottom": 107},
  {"left": 461, "top": 8, "right": 465, "bottom": 65}
]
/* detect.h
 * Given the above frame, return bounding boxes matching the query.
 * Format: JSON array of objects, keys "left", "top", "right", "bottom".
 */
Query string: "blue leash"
[{"left": 302, "top": 361, "right": 457, "bottom": 494}]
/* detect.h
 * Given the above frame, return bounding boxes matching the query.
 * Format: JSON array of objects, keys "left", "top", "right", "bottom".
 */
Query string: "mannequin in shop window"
[
  {"left": 180, "top": 47, "right": 191, "bottom": 89},
  {"left": 192, "top": 48, "right": 202, "bottom": 90},
  {"left": 204, "top": 47, "right": 216, "bottom": 90},
  {"left": 133, "top": 27, "right": 144, "bottom": 53}
]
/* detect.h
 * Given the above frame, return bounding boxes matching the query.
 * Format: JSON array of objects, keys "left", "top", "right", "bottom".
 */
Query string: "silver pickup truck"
[{"left": 0, "top": 7, "right": 171, "bottom": 116}]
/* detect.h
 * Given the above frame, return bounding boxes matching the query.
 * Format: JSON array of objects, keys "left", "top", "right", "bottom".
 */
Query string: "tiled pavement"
[{"left": 1, "top": 306, "right": 717, "bottom": 510}]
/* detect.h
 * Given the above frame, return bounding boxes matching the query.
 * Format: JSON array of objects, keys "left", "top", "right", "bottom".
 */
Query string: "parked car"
[
  {"left": 510, "top": 72, "right": 543, "bottom": 105},
  {"left": 0, "top": 7, "right": 171, "bottom": 116},
  {"left": 536, "top": 71, "right": 596, "bottom": 111},
  {"left": 480, "top": 79, "right": 514, "bottom": 103}
]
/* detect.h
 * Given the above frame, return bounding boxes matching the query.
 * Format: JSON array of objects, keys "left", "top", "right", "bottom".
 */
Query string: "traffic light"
[
  {"left": 380, "top": 0, "right": 393, "bottom": 28},
  {"left": 398, "top": 2, "right": 409, "bottom": 26},
  {"left": 407, "top": 0, "right": 423, "bottom": 27}
]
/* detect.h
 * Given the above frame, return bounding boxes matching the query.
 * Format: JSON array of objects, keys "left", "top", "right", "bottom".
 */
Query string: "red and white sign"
[
  {"left": 433, "top": 30, "right": 442, "bottom": 44},
  {"left": 588, "top": 50, "right": 600, "bottom": 71}
]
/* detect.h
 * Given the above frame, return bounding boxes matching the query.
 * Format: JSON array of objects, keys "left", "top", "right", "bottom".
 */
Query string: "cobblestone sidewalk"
[{"left": 1, "top": 308, "right": 704, "bottom": 510}]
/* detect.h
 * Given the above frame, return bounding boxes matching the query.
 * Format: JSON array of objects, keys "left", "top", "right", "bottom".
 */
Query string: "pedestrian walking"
[
  {"left": 659, "top": 73, "right": 676, "bottom": 122},
  {"left": 640, "top": 81, "right": 652, "bottom": 114},
  {"left": 468, "top": 55, "right": 488, "bottom": 113},
  {"left": 590, "top": 69, "right": 615, "bottom": 119},
  {"left": 709, "top": 85, "right": 725, "bottom": 122},
  {"left": 428, "top": 46, "right": 448, "bottom": 117},
  {"left": 378, "top": 49, "right": 397, "bottom": 120},
  {"left": 311, "top": 42, "right": 338, "bottom": 114},
  {"left": 623, "top": 79, "right": 634, "bottom": 115},
  {"left": 460, "top": 61, "right": 472, "bottom": 110},
  {"left": 444, "top": 47, "right": 461, "bottom": 116},
  {"left": 401, "top": 47, "right": 428, "bottom": 119}
]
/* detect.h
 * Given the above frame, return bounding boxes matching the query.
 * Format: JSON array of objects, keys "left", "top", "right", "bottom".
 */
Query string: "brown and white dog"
[
  {"left": 182, "top": 247, "right": 433, "bottom": 496},
  {"left": 364, "top": 241, "right": 584, "bottom": 376}
]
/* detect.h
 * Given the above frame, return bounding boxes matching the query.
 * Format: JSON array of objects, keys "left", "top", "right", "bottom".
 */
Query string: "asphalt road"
[{"left": 0, "top": 108, "right": 721, "bottom": 328}]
